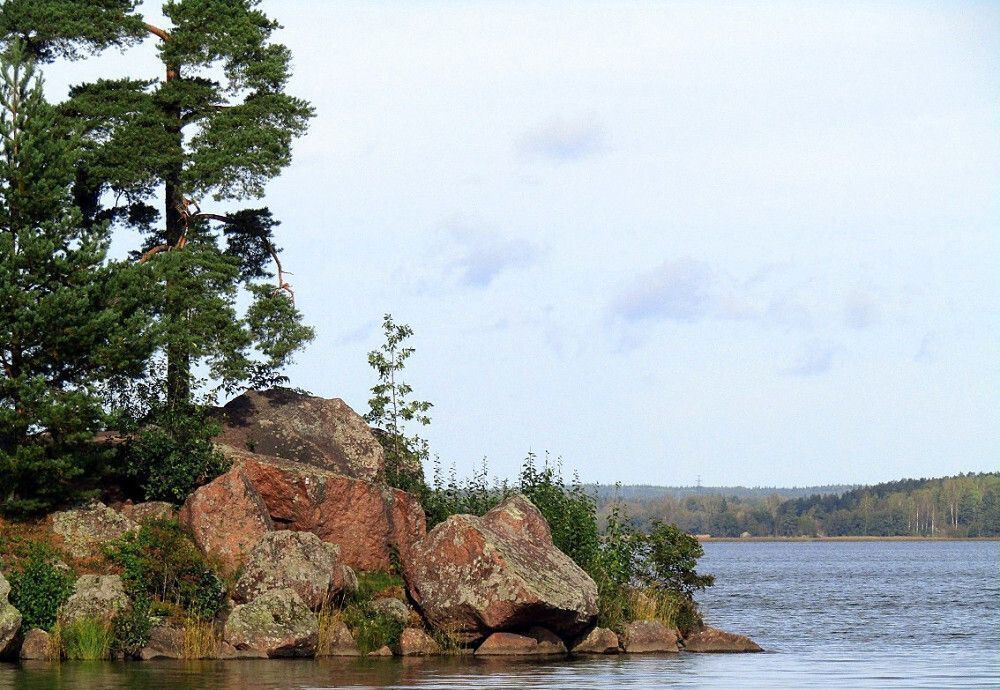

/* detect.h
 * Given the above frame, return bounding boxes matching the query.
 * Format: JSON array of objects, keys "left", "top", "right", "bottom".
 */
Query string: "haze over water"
[{"left": 4, "top": 540, "right": 996, "bottom": 689}]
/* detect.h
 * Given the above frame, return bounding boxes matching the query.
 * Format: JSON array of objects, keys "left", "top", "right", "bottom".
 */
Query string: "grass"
[
  {"left": 182, "top": 618, "right": 220, "bottom": 659},
  {"left": 61, "top": 617, "right": 113, "bottom": 660}
]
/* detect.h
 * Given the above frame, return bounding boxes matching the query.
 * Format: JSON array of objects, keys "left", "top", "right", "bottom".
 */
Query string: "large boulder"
[
  {"left": 223, "top": 587, "right": 318, "bottom": 658},
  {"left": 407, "top": 494, "right": 598, "bottom": 643},
  {"left": 235, "top": 450, "right": 426, "bottom": 572},
  {"left": 139, "top": 621, "right": 185, "bottom": 660},
  {"left": 179, "top": 464, "right": 274, "bottom": 575},
  {"left": 213, "top": 388, "right": 385, "bottom": 482},
  {"left": 59, "top": 575, "right": 128, "bottom": 624},
  {"left": 233, "top": 531, "right": 356, "bottom": 610},
  {"left": 51, "top": 502, "right": 136, "bottom": 558},
  {"left": 622, "top": 620, "right": 680, "bottom": 653},
  {"left": 682, "top": 625, "right": 763, "bottom": 653},
  {"left": 0, "top": 571, "right": 21, "bottom": 657}
]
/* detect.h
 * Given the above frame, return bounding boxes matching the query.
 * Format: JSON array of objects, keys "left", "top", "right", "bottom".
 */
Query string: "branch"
[
  {"left": 138, "top": 244, "right": 169, "bottom": 264},
  {"left": 145, "top": 23, "right": 170, "bottom": 42}
]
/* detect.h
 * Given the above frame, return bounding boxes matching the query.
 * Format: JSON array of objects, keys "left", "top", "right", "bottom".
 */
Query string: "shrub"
[
  {"left": 341, "top": 603, "right": 403, "bottom": 654},
  {"left": 7, "top": 543, "right": 75, "bottom": 631},
  {"left": 120, "top": 405, "right": 229, "bottom": 503},
  {"left": 637, "top": 520, "right": 715, "bottom": 598},
  {"left": 104, "top": 519, "right": 226, "bottom": 620},
  {"left": 62, "top": 616, "right": 113, "bottom": 660},
  {"left": 111, "top": 596, "right": 153, "bottom": 658}
]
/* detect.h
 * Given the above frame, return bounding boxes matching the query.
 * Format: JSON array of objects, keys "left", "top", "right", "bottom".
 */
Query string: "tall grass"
[
  {"left": 182, "top": 618, "right": 219, "bottom": 659},
  {"left": 61, "top": 617, "right": 113, "bottom": 660}
]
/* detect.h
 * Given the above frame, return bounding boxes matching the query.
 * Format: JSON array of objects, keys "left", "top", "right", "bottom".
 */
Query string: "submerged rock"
[
  {"left": 682, "top": 625, "right": 763, "bottom": 653},
  {"left": 59, "top": 575, "right": 128, "bottom": 624},
  {"left": 234, "top": 530, "right": 356, "bottom": 610},
  {"left": 407, "top": 494, "right": 598, "bottom": 643},
  {"left": 51, "top": 502, "right": 136, "bottom": 558},
  {"left": 474, "top": 627, "right": 566, "bottom": 656},
  {"left": 213, "top": 388, "right": 386, "bottom": 482},
  {"left": 224, "top": 587, "right": 318, "bottom": 658},
  {"left": 572, "top": 627, "right": 621, "bottom": 654},
  {"left": 621, "top": 620, "right": 680, "bottom": 653}
]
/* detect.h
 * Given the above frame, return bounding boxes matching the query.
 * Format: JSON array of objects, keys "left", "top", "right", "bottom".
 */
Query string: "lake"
[{"left": 2, "top": 540, "right": 997, "bottom": 688}]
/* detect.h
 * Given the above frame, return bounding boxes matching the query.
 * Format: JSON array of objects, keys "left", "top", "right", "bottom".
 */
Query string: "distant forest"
[{"left": 594, "top": 473, "right": 1000, "bottom": 538}]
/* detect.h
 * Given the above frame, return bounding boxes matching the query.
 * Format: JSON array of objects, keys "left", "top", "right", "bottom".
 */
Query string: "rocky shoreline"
[{"left": 0, "top": 390, "right": 761, "bottom": 663}]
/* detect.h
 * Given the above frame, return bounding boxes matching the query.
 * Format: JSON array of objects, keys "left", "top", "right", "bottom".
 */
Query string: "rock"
[
  {"left": 474, "top": 629, "right": 566, "bottom": 656},
  {"left": 682, "top": 625, "right": 763, "bottom": 653},
  {"left": 397, "top": 627, "right": 441, "bottom": 656},
  {"left": 369, "top": 644, "right": 394, "bottom": 657},
  {"left": 622, "top": 620, "right": 680, "bottom": 653},
  {"left": 317, "top": 620, "right": 360, "bottom": 657},
  {"left": 60, "top": 575, "right": 128, "bottom": 624},
  {"left": 234, "top": 450, "right": 426, "bottom": 572},
  {"left": 213, "top": 388, "right": 385, "bottom": 482},
  {"left": 528, "top": 626, "right": 568, "bottom": 655},
  {"left": 234, "top": 531, "right": 356, "bottom": 610},
  {"left": 179, "top": 464, "right": 274, "bottom": 575},
  {"left": 120, "top": 501, "right": 176, "bottom": 524},
  {"left": 223, "top": 588, "right": 318, "bottom": 658},
  {"left": 51, "top": 502, "right": 136, "bottom": 558},
  {"left": 370, "top": 597, "right": 410, "bottom": 625},
  {"left": 19, "top": 628, "right": 51, "bottom": 660},
  {"left": 407, "top": 494, "right": 598, "bottom": 642},
  {"left": 0, "top": 572, "right": 21, "bottom": 657},
  {"left": 572, "top": 626, "right": 621, "bottom": 654},
  {"left": 139, "top": 621, "right": 185, "bottom": 660}
]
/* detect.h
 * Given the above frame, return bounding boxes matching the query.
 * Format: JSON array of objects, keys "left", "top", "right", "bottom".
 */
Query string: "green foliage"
[
  {"left": 104, "top": 519, "right": 225, "bottom": 620},
  {"left": 365, "top": 314, "right": 432, "bottom": 491},
  {"left": 111, "top": 595, "right": 153, "bottom": 658},
  {"left": 636, "top": 521, "right": 714, "bottom": 599},
  {"left": 6, "top": 543, "right": 75, "bottom": 631},
  {"left": 0, "top": 40, "right": 154, "bottom": 515},
  {"left": 422, "top": 457, "right": 505, "bottom": 529},
  {"left": 120, "top": 402, "right": 229, "bottom": 503},
  {"left": 61, "top": 616, "right": 113, "bottom": 660},
  {"left": 351, "top": 571, "right": 404, "bottom": 603},
  {"left": 0, "top": 0, "right": 315, "bottom": 418},
  {"left": 341, "top": 604, "right": 404, "bottom": 655}
]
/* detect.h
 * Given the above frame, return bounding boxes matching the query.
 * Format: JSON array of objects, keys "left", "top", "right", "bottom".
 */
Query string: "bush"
[
  {"left": 62, "top": 616, "right": 113, "bottom": 660},
  {"left": 341, "top": 603, "right": 404, "bottom": 654},
  {"left": 7, "top": 543, "right": 75, "bottom": 631},
  {"left": 637, "top": 521, "right": 714, "bottom": 598},
  {"left": 111, "top": 596, "right": 153, "bottom": 658},
  {"left": 120, "top": 405, "right": 229, "bottom": 503},
  {"left": 104, "top": 519, "right": 226, "bottom": 620}
]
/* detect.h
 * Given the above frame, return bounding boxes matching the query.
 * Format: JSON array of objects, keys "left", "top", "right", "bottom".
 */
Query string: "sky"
[{"left": 40, "top": 1, "right": 999, "bottom": 487}]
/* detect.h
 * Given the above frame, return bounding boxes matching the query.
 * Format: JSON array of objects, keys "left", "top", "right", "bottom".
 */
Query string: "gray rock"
[
  {"left": 51, "top": 502, "right": 136, "bottom": 558},
  {"left": 317, "top": 620, "right": 360, "bottom": 657},
  {"left": 139, "top": 621, "right": 185, "bottom": 660},
  {"left": 396, "top": 627, "right": 441, "bottom": 656},
  {"left": 120, "top": 501, "right": 176, "bottom": 524},
  {"left": 234, "top": 531, "right": 355, "bottom": 610},
  {"left": 0, "top": 572, "right": 21, "bottom": 656},
  {"left": 60, "top": 575, "right": 128, "bottom": 624},
  {"left": 224, "top": 587, "right": 318, "bottom": 658},
  {"left": 370, "top": 596, "right": 410, "bottom": 625},
  {"left": 474, "top": 629, "right": 566, "bottom": 656}
]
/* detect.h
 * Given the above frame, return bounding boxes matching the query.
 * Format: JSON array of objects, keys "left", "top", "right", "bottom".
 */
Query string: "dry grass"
[
  {"left": 629, "top": 587, "right": 685, "bottom": 628},
  {"left": 182, "top": 618, "right": 220, "bottom": 659},
  {"left": 316, "top": 607, "right": 347, "bottom": 656}
]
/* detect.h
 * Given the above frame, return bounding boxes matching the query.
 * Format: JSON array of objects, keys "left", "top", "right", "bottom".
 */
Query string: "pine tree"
[
  {"left": 0, "top": 41, "right": 153, "bottom": 515},
  {"left": 0, "top": 1, "right": 315, "bottom": 413}
]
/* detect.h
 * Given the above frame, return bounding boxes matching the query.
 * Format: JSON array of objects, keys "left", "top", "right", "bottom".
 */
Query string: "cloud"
[
  {"left": 451, "top": 236, "right": 536, "bottom": 287},
  {"left": 844, "top": 291, "right": 881, "bottom": 329},
  {"left": 610, "top": 259, "right": 716, "bottom": 322},
  {"left": 783, "top": 343, "right": 836, "bottom": 377},
  {"left": 518, "top": 116, "right": 605, "bottom": 162}
]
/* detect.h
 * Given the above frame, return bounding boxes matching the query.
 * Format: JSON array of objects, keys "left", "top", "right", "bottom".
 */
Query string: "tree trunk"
[{"left": 163, "top": 60, "right": 189, "bottom": 411}]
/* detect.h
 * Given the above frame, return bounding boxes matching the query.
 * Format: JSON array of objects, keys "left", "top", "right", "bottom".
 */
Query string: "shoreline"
[{"left": 699, "top": 535, "right": 1000, "bottom": 542}]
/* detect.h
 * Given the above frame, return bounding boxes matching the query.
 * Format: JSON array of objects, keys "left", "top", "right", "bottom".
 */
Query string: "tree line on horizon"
[{"left": 599, "top": 472, "right": 1000, "bottom": 538}]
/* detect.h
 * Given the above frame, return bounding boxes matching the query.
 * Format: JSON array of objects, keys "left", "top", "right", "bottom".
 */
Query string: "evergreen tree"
[
  {"left": 0, "top": 1, "right": 315, "bottom": 413},
  {"left": 0, "top": 42, "right": 153, "bottom": 514}
]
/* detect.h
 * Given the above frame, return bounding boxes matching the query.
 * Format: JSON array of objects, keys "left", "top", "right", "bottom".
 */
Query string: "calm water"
[{"left": 2, "top": 541, "right": 997, "bottom": 689}]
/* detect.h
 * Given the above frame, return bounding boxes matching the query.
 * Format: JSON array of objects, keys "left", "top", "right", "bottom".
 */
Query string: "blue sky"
[{"left": 43, "top": 1, "right": 999, "bottom": 486}]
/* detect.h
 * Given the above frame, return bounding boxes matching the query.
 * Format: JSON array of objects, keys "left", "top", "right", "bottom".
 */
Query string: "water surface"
[{"left": 3, "top": 540, "right": 996, "bottom": 688}]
